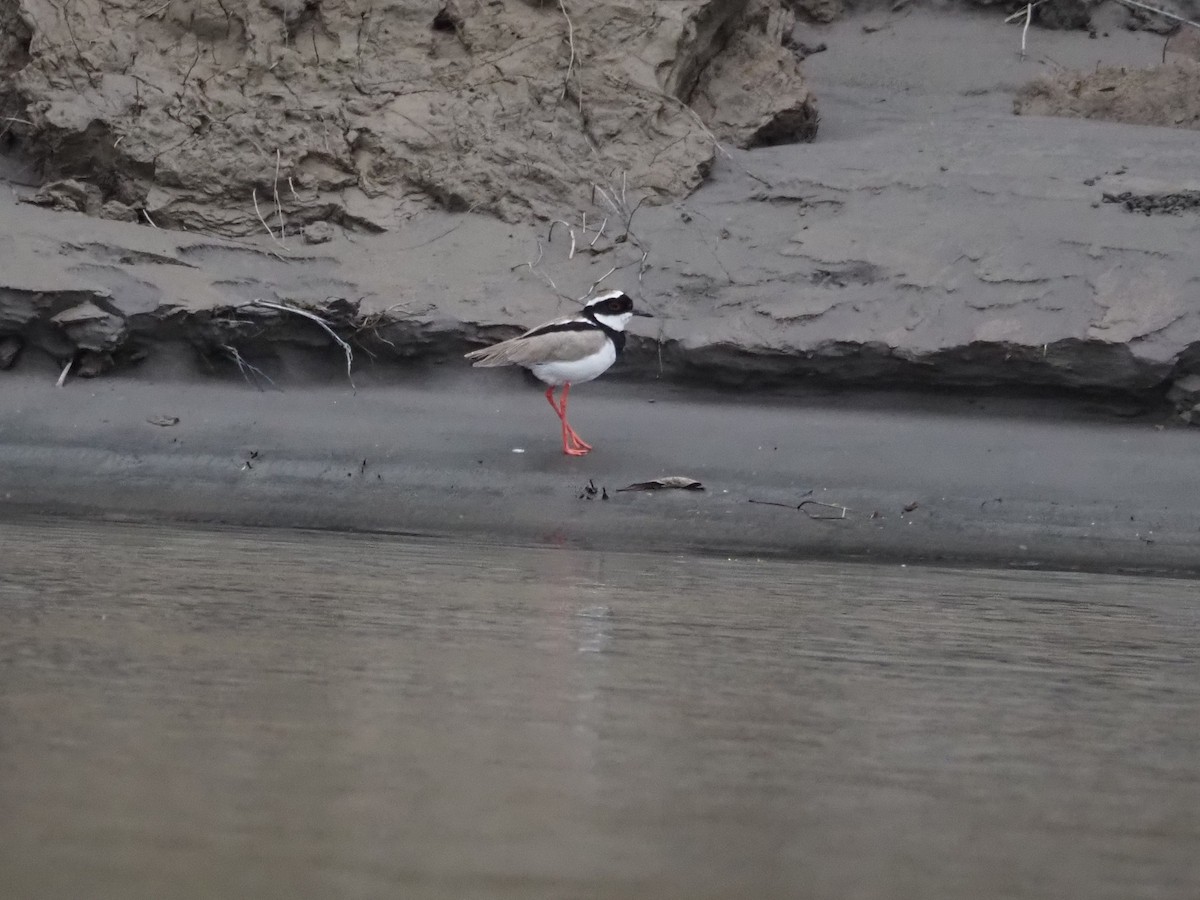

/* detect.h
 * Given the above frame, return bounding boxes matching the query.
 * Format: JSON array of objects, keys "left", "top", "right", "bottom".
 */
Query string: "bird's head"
[{"left": 583, "top": 290, "right": 651, "bottom": 331}]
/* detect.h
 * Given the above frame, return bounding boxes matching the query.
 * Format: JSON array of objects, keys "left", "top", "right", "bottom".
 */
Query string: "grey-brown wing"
[{"left": 465, "top": 328, "right": 608, "bottom": 367}]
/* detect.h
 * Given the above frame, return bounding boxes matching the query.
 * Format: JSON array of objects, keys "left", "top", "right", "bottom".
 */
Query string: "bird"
[{"left": 465, "top": 290, "right": 651, "bottom": 456}]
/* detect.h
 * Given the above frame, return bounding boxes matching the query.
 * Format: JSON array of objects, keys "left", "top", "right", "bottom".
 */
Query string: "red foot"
[{"left": 547, "top": 383, "right": 593, "bottom": 456}]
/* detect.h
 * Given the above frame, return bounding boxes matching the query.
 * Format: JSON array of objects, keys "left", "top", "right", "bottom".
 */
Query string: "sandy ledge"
[{"left": 3, "top": 10, "right": 1200, "bottom": 410}]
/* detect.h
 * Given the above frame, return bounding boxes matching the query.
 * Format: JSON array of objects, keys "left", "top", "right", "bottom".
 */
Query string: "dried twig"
[
  {"left": 511, "top": 238, "right": 545, "bottom": 273},
  {"left": 252, "top": 188, "right": 286, "bottom": 249},
  {"left": 272, "top": 149, "right": 286, "bottom": 243},
  {"left": 558, "top": 0, "right": 577, "bottom": 101},
  {"left": 221, "top": 344, "right": 276, "bottom": 390},
  {"left": 1004, "top": 1, "right": 1044, "bottom": 22},
  {"left": 141, "top": 209, "right": 159, "bottom": 228},
  {"left": 1021, "top": 3, "right": 1032, "bottom": 60},
  {"left": 579, "top": 266, "right": 617, "bottom": 301},
  {"left": 590, "top": 217, "right": 607, "bottom": 246},
  {"left": 139, "top": 0, "right": 172, "bottom": 19},
  {"left": 748, "top": 498, "right": 850, "bottom": 519},
  {"left": 250, "top": 299, "right": 355, "bottom": 389},
  {"left": 55, "top": 357, "right": 74, "bottom": 388},
  {"left": 514, "top": 243, "right": 561, "bottom": 295},
  {"left": 548, "top": 219, "right": 577, "bottom": 258},
  {"left": 1112, "top": 0, "right": 1200, "bottom": 29}
]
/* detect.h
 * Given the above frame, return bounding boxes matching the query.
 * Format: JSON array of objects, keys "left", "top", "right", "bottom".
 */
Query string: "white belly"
[{"left": 529, "top": 342, "right": 616, "bottom": 386}]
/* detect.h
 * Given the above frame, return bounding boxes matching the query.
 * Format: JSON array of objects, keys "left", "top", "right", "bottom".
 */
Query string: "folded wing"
[{"left": 465, "top": 325, "right": 608, "bottom": 368}]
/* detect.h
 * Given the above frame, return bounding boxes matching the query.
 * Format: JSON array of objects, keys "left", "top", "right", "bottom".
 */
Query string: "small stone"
[
  {"left": 76, "top": 351, "right": 113, "bottom": 378},
  {"left": 100, "top": 200, "right": 138, "bottom": 222},
  {"left": 25, "top": 179, "right": 103, "bottom": 215},
  {"left": 303, "top": 221, "right": 335, "bottom": 244},
  {"left": 51, "top": 301, "right": 127, "bottom": 352},
  {"left": 1167, "top": 374, "right": 1200, "bottom": 404}
]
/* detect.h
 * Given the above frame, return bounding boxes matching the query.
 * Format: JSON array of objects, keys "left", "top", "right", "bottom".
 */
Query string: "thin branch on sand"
[
  {"left": 548, "top": 219, "right": 577, "bottom": 258},
  {"left": 590, "top": 217, "right": 607, "bottom": 246},
  {"left": 511, "top": 239, "right": 564, "bottom": 295},
  {"left": 359, "top": 302, "right": 414, "bottom": 351},
  {"left": 558, "top": 0, "right": 577, "bottom": 101},
  {"left": 252, "top": 188, "right": 285, "bottom": 248},
  {"left": 393, "top": 202, "right": 481, "bottom": 251},
  {"left": 579, "top": 265, "right": 617, "bottom": 301},
  {"left": 1112, "top": 0, "right": 1200, "bottom": 29},
  {"left": 593, "top": 176, "right": 651, "bottom": 245},
  {"left": 0, "top": 115, "right": 31, "bottom": 141},
  {"left": 221, "top": 344, "right": 276, "bottom": 390},
  {"left": 273, "top": 149, "right": 286, "bottom": 243},
  {"left": 139, "top": 0, "right": 172, "bottom": 20},
  {"left": 749, "top": 498, "right": 851, "bottom": 519},
  {"left": 55, "top": 356, "right": 74, "bottom": 387},
  {"left": 1004, "top": 1, "right": 1043, "bottom": 22},
  {"left": 1021, "top": 3, "right": 1032, "bottom": 60},
  {"left": 250, "top": 299, "right": 355, "bottom": 389}
]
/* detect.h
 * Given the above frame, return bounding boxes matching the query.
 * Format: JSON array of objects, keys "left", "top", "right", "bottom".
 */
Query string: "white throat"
[{"left": 590, "top": 310, "right": 633, "bottom": 332}]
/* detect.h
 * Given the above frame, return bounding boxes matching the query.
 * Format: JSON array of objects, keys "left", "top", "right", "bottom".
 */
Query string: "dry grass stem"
[
  {"left": 141, "top": 209, "right": 159, "bottom": 228},
  {"left": 558, "top": 0, "right": 577, "bottom": 101},
  {"left": 749, "top": 498, "right": 851, "bottom": 519},
  {"left": 139, "top": 0, "right": 171, "bottom": 19},
  {"left": 548, "top": 219, "right": 577, "bottom": 258},
  {"left": 590, "top": 217, "right": 607, "bottom": 246},
  {"left": 1021, "top": 3, "right": 1032, "bottom": 59},
  {"left": 1113, "top": 0, "right": 1200, "bottom": 28},
  {"left": 510, "top": 239, "right": 562, "bottom": 295},
  {"left": 273, "top": 149, "right": 286, "bottom": 242},
  {"left": 579, "top": 265, "right": 617, "bottom": 301},
  {"left": 252, "top": 188, "right": 286, "bottom": 248},
  {"left": 221, "top": 344, "right": 276, "bottom": 390},
  {"left": 251, "top": 298, "right": 355, "bottom": 389},
  {"left": 55, "top": 357, "right": 73, "bottom": 387},
  {"left": 1005, "top": 1, "right": 1043, "bottom": 22}
]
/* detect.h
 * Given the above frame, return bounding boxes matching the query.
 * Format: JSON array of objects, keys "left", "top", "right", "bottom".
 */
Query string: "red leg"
[
  {"left": 560, "top": 383, "right": 592, "bottom": 453},
  {"left": 546, "top": 385, "right": 587, "bottom": 455}
]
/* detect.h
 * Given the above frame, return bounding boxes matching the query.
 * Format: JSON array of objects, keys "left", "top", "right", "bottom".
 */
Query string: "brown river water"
[{"left": 1, "top": 518, "right": 1198, "bottom": 900}]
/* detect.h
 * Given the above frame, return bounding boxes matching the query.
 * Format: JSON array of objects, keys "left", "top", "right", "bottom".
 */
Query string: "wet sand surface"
[
  {"left": 2, "top": 364, "right": 1199, "bottom": 573},
  {"left": 2, "top": 518, "right": 1198, "bottom": 900}
]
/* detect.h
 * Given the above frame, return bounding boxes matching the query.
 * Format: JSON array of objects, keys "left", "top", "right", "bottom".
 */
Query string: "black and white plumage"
[{"left": 465, "top": 290, "right": 649, "bottom": 456}]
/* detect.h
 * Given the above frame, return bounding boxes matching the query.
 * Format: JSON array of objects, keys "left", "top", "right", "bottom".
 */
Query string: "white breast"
[{"left": 529, "top": 340, "right": 617, "bottom": 386}]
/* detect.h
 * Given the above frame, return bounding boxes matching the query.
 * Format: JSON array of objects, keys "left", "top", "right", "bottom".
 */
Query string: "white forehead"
[{"left": 588, "top": 290, "right": 626, "bottom": 304}]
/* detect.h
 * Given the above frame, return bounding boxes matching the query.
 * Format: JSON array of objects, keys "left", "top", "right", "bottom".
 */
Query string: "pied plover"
[{"left": 465, "top": 290, "right": 650, "bottom": 456}]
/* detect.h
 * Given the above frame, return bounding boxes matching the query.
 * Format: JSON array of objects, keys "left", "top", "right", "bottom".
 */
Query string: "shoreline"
[{"left": 4, "top": 365, "right": 1199, "bottom": 576}]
